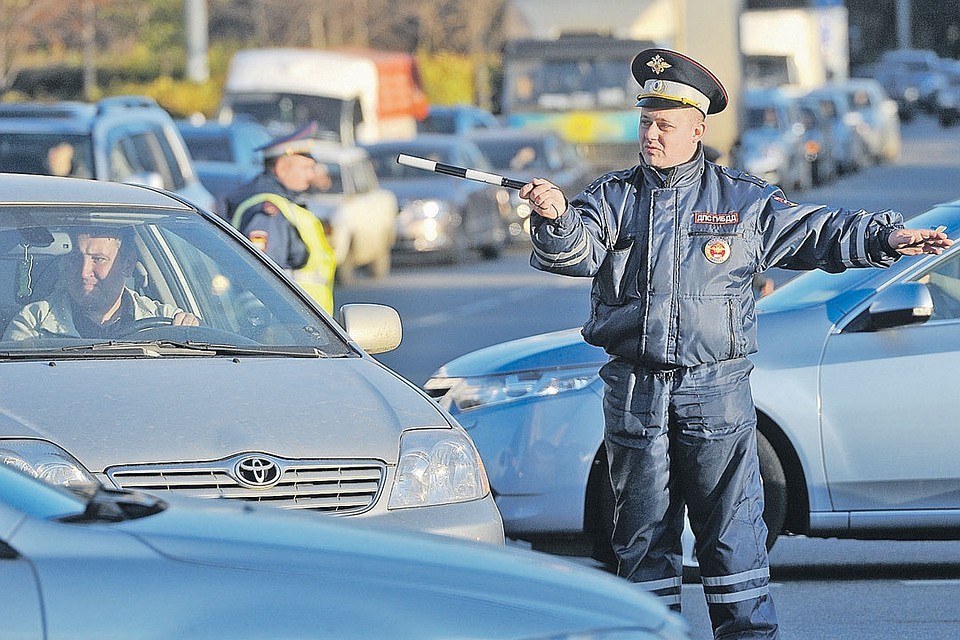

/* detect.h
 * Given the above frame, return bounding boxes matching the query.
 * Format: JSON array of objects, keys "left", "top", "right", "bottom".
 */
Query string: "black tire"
[
  {"left": 757, "top": 430, "right": 787, "bottom": 551},
  {"left": 588, "top": 432, "right": 785, "bottom": 569},
  {"left": 591, "top": 454, "right": 618, "bottom": 570}
]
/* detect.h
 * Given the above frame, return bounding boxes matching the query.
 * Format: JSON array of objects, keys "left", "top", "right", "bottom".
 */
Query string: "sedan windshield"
[
  {"left": 758, "top": 205, "right": 959, "bottom": 313},
  {"left": 0, "top": 205, "right": 351, "bottom": 357}
]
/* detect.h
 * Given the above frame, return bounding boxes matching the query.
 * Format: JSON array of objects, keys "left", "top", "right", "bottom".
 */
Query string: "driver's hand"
[{"left": 171, "top": 312, "right": 200, "bottom": 326}]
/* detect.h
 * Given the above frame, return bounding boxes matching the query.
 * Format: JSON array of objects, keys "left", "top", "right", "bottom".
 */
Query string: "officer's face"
[
  {"left": 275, "top": 154, "right": 318, "bottom": 192},
  {"left": 65, "top": 233, "right": 134, "bottom": 320},
  {"left": 639, "top": 106, "right": 706, "bottom": 169}
]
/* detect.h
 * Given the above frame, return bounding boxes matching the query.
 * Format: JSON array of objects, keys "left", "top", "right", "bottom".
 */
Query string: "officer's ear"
[{"left": 691, "top": 111, "right": 707, "bottom": 142}]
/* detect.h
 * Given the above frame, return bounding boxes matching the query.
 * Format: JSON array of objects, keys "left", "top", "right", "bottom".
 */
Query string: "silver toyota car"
[{"left": 0, "top": 173, "right": 502, "bottom": 544}]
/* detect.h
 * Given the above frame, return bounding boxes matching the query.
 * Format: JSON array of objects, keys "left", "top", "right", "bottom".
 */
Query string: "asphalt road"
[{"left": 336, "top": 113, "right": 960, "bottom": 640}]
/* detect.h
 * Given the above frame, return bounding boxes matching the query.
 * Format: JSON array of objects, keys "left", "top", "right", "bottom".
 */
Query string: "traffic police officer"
[
  {"left": 519, "top": 48, "right": 951, "bottom": 639},
  {"left": 225, "top": 123, "right": 336, "bottom": 313}
]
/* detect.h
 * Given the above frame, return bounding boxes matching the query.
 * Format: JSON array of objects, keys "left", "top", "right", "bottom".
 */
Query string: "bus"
[{"left": 500, "top": 33, "right": 654, "bottom": 169}]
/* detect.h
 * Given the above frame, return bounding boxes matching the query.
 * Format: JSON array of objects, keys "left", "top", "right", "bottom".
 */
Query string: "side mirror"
[
  {"left": 865, "top": 282, "right": 933, "bottom": 330},
  {"left": 336, "top": 303, "right": 402, "bottom": 354}
]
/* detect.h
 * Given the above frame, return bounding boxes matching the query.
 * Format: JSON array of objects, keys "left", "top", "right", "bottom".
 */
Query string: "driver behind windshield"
[{"left": 3, "top": 227, "right": 198, "bottom": 340}]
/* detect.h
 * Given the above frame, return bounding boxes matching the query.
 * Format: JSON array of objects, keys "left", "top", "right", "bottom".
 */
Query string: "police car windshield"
[{"left": 0, "top": 205, "right": 352, "bottom": 357}]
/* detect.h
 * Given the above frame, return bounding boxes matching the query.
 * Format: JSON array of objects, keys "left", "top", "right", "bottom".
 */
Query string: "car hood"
[
  {"left": 111, "top": 495, "right": 684, "bottom": 635},
  {"left": 0, "top": 357, "right": 447, "bottom": 470},
  {"left": 432, "top": 328, "right": 607, "bottom": 378}
]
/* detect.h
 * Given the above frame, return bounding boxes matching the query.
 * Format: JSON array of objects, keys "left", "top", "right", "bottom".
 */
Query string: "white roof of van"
[{"left": 224, "top": 48, "right": 377, "bottom": 98}]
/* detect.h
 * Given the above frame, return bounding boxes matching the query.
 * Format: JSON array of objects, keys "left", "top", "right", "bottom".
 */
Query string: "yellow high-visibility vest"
[{"left": 232, "top": 193, "right": 336, "bottom": 314}]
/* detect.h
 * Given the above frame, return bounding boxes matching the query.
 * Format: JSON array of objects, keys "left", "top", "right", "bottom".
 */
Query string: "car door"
[
  {"left": 819, "top": 247, "right": 960, "bottom": 514},
  {"left": 0, "top": 503, "right": 44, "bottom": 639}
]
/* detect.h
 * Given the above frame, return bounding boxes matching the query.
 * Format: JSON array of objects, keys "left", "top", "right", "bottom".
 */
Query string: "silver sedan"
[{"left": 426, "top": 200, "right": 960, "bottom": 563}]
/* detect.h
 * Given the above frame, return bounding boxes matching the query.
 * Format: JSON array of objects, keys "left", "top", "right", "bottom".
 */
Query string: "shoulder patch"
[
  {"left": 771, "top": 193, "right": 798, "bottom": 207},
  {"left": 719, "top": 164, "right": 768, "bottom": 188},
  {"left": 247, "top": 230, "right": 268, "bottom": 251}
]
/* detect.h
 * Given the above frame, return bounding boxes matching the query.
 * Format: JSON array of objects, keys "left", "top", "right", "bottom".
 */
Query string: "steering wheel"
[{"left": 116, "top": 316, "right": 175, "bottom": 337}]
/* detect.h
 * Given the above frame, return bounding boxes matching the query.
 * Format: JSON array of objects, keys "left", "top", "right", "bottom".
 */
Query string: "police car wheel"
[{"left": 758, "top": 431, "right": 787, "bottom": 551}]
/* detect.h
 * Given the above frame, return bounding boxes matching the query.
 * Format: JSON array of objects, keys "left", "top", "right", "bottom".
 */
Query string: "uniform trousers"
[{"left": 600, "top": 356, "right": 779, "bottom": 640}]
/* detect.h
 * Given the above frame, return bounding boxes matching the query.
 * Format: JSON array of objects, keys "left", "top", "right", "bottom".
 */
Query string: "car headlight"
[
  {"left": 388, "top": 428, "right": 490, "bottom": 509},
  {"left": 425, "top": 366, "right": 600, "bottom": 412},
  {"left": 398, "top": 198, "right": 452, "bottom": 223},
  {"left": 0, "top": 439, "right": 98, "bottom": 489}
]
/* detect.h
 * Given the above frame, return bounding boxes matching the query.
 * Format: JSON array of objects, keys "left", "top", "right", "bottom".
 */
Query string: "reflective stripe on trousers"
[{"left": 600, "top": 357, "right": 779, "bottom": 639}]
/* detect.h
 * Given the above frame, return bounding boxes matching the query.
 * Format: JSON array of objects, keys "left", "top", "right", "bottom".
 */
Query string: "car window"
[
  {"left": 912, "top": 249, "right": 960, "bottom": 322},
  {"left": 0, "top": 206, "right": 351, "bottom": 355},
  {"left": 183, "top": 133, "right": 235, "bottom": 162},
  {"left": 0, "top": 133, "right": 94, "bottom": 179}
]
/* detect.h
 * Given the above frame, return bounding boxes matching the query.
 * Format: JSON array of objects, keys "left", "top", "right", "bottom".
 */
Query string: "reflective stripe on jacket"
[
  {"left": 232, "top": 193, "right": 336, "bottom": 314},
  {"left": 529, "top": 147, "right": 903, "bottom": 367}
]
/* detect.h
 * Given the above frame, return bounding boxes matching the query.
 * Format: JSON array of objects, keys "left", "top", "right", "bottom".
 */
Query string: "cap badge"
[
  {"left": 647, "top": 54, "right": 672, "bottom": 75},
  {"left": 652, "top": 80, "right": 666, "bottom": 94},
  {"left": 704, "top": 238, "right": 731, "bottom": 264}
]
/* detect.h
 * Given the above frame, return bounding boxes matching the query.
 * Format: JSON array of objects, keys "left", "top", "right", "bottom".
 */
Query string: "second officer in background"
[{"left": 225, "top": 122, "right": 336, "bottom": 314}]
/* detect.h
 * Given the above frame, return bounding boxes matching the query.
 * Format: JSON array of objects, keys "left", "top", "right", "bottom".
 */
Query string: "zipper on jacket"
[{"left": 727, "top": 298, "right": 736, "bottom": 358}]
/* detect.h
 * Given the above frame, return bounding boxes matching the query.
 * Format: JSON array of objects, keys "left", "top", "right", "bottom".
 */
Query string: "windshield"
[
  {"left": 505, "top": 58, "right": 636, "bottom": 112},
  {"left": 0, "top": 205, "right": 351, "bottom": 357},
  {"left": 225, "top": 92, "right": 348, "bottom": 141},
  {"left": 0, "top": 133, "right": 94, "bottom": 179},
  {"left": 758, "top": 206, "right": 959, "bottom": 313}
]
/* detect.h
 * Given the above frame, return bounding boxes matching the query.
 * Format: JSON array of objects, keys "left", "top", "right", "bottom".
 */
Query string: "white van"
[{"left": 218, "top": 47, "right": 426, "bottom": 145}]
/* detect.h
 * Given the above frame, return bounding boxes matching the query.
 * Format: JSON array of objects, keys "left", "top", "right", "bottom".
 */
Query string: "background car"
[
  {"left": 302, "top": 142, "right": 398, "bottom": 284},
  {"left": 0, "top": 464, "right": 691, "bottom": 640},
  {"left": 731, "top": 88, "right": 812, "bottom": 192},
  {"left": 0, "top": 96, "right": 216, "bottom": 213},
  {"left": 794, "top": 94, "right": 838, "bottom": 186},
  {"left": 176, "top": 115, "right": 272, "bottom": 210},
  {"left": 417, "top": 103, "right": 502, "bottom": 135},
  {"left": 935, "top": 59, "right": 960, "bottom": 127},
  {"left": 838, "top": 78, "right": 901, "bottom": 164},
  {"left": 0, "top": 173, "right": 502, "bottom": 544},
  {"left": 803, "top": 85, "right": 871, "bottom": 175},
  {"left": 364, "top": 133, "right": 508, "bottom": 262},
  {"left": 467, "top": 127, "right": 592, "bottom": 243},
  {"left": 425, "top": 201, "right": 960, "bottom": 563},
  {"left": 872, "top": 48, "right": 944, "bottom": 118}
]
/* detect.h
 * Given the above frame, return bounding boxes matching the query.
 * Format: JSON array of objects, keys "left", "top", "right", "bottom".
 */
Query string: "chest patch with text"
[{"left": 693, "top": 212, "right": 739, "bottom": 225}]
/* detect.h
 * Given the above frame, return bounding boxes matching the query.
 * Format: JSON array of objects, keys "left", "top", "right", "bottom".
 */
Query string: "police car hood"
[{"left": 0, "top": 356, "right": 448, "bottom": 470}]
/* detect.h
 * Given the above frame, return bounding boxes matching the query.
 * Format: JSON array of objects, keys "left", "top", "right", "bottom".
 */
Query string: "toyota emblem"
[{"left": 235, "top": 455, "right": 282, "bottom": 488}]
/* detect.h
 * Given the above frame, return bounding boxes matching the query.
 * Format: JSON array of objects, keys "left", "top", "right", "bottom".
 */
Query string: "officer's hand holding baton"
[{"left": 519, "top": 178, "right": 567, "bottom": 220}]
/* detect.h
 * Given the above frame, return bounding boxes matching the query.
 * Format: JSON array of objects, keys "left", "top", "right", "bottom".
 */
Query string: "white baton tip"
[{"left": 397, "top": 154, "right": 435, "bottom": 171}]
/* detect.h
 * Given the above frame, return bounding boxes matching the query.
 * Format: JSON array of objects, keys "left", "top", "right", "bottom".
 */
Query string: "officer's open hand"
[
  {"left": 519, "top": 178, "right": 567, "bottom": 220},
  {"left": 887, "top": 227, "right": 954, "bottom": 256}
]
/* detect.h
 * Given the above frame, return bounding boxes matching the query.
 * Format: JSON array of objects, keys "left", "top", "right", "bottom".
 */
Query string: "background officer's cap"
[
  {"left": 631, "top": 48, "right": 728, "bottom": 115},
  {"left": 256, "top": 122, "right": 320, "bottom": 159}
]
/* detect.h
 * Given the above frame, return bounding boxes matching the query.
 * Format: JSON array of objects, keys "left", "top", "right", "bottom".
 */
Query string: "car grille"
[{"left": 106, "top": 453, "right": 386, "bottom": 515}]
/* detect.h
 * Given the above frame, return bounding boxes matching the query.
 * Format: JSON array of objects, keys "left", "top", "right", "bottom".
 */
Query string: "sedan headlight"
[
  {"left": 398, "top": 198, "right": 452, "bottom": 223},
  {"left": 425, "top": 366, "right": 600, "bottom": 412},
  {"left": 388, "top": 428, "right": 490, "bottom": 509},
  {"left": 0, "top": 439, "right": 98, "bottom": 489}
]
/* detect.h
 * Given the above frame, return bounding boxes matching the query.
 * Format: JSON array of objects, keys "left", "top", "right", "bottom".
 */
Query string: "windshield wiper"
[
  {"left": 0, "top": 342, "right": 333, "bottom": 359},
  {"left": 144, "top": 341, "right": 333, "bottom": 357},
  {"left": 59, "top": 486, "right": 167, "bottom": 523}
]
